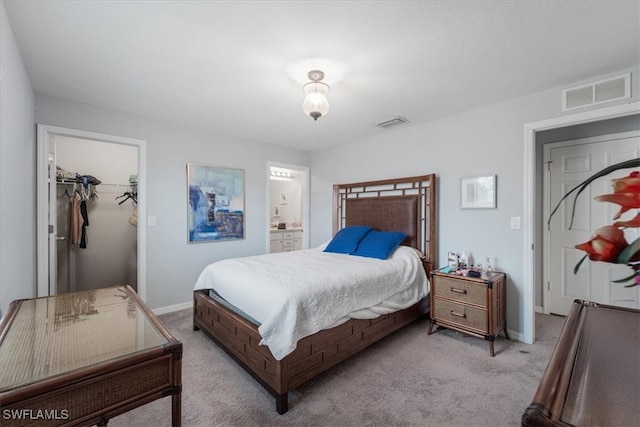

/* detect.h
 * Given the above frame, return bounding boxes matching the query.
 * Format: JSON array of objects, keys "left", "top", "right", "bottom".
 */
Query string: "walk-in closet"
[{"left": 54, "top": 135, "right": 138, "bottom": 294}]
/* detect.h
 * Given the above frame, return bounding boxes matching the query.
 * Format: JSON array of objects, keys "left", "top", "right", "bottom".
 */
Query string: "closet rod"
[{"left": 56, "top": 181, "right": 131, "bottom": 187}]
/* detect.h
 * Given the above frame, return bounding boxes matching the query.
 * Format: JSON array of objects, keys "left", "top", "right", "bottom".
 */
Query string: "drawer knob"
[
  {"left": 450, "top": 310, "right": 467, "bottom": 318},
  {"left": 450, "top": 287, "right": 467, "bottom": 294}
]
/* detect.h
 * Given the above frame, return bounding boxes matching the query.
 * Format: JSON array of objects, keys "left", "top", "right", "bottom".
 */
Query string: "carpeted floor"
[{"left": 110, "top": 309, "right": 565, "bottom": 427}]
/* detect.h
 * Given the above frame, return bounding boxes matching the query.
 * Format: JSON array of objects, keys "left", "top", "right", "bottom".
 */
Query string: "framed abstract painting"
[{"left": 187, "top": 163, "right": 245, "bottom": 242}]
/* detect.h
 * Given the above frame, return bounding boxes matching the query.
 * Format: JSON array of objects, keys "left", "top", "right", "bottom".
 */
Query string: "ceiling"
[{"left": 4, "top": 1, "right": 639, "bottom": 152}]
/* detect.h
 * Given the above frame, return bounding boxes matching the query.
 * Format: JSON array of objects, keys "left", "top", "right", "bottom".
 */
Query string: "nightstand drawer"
[
  {"left": 433, "top": 298, "right": 487, "bottom": 332},
  {"left": 432, "top": 276, "right": 486, "bottom": 307}
]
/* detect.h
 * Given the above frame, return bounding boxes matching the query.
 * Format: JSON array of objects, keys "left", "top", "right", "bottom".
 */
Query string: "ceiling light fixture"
[{"left": 302, "top": 70, "right": 330, "bottom": 121}]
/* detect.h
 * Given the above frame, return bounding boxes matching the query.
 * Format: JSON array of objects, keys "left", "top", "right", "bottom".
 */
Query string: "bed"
[{"left": 192, "top": 174, "right": 437, "bottom": 414}]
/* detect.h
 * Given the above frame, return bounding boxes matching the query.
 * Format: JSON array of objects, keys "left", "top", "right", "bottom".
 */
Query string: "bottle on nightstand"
[
  {"left": 484, "top": 257, "right": 492, "bottom": 278},
  {"left": 460, "top": 251, "right": 468, "bottom": 269}
]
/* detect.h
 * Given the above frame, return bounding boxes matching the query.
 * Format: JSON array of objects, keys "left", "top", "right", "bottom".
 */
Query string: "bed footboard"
[{"left": 193, "top": 290, "right": 429, "bottom": 413}]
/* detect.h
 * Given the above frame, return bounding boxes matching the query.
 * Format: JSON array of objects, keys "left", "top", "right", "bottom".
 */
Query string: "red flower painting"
[{"left": 575, "top": 225, "right": 629, "bottom": 263}]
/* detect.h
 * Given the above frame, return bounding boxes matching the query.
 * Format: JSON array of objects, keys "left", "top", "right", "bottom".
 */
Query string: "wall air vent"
[
  {"left": 377, "top": 116, "right": 410, "bottom": 129},
  {"left": 562, "top": 73, "right": 631, "bottom": 111}
]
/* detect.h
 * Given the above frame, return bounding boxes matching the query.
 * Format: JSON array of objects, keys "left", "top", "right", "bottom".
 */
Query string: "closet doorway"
[
  {"left": 523, "top": 102, "right": 639, "bottom": 344},
  {"left": 37, "top": 125, "right": 147, "bottom": 300}
]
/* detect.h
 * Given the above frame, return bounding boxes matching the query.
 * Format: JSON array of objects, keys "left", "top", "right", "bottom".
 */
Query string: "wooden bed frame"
[{"left": 193, "top": 174, "right": 436, "bottom": 414}]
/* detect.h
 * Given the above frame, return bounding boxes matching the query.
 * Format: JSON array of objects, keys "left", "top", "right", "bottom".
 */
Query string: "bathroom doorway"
[{"left": 266, "top": 162, "right": 309, "bottom": 253}]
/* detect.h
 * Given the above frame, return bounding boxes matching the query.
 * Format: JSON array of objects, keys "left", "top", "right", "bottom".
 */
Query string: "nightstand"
[{"left": 428, "top": 270, "right": 509, "bottom": 356}]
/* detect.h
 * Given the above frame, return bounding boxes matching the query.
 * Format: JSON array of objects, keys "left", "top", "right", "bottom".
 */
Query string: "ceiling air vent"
[
  {"left": 562, "top": 73, "right": 631, "bottom": 111},
  {"left": 377, "top": 116, "right": 409, "bottom": 129}
]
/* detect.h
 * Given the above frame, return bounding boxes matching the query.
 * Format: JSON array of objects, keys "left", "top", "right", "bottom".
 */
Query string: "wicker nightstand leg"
[
  {"left": 503, "top": 325, "right": 511, "bottom": 340},
  {"left": 489, "top": 340, "right": 495, "bottom": 357},
  {"left": 427, "top": 319, "right": 434, "bottom": 335}
]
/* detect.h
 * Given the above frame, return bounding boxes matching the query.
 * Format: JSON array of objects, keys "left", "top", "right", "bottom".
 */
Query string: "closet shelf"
[{"left": 57, "top": 180, "right": 130, "bottom": 187}]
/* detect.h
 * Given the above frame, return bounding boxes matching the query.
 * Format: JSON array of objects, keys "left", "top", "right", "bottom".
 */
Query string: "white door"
[
  {"left": 546, "top": 133, "right": 639, "bottom": 315},
  {"left": 46, "top": 138, "right": 59, "bottom": 295}
]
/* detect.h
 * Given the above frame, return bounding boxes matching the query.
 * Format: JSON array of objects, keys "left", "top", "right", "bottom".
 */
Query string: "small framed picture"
[
  {"left": 273, "top": 206, "right": 280, "bottom": 217},
  {"left": 280, "top": 192, "right": 288, "bottom": 204},
  {"left": 461, "top": 175, "right": 496, "bottom": 209}
]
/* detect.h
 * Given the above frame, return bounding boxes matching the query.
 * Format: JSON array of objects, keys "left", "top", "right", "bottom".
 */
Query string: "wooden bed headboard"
[{"left": 333, "top": 174, "right": 437, "bottom": 273}]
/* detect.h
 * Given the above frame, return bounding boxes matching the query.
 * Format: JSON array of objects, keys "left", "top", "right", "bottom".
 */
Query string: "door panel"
[
  {"left": 48, "top": 143, "right": 58, "bottom": 295},
  {"left": 56, "top": 178, "right": 74, "bottom": 294},
  {"left": 548, "top": 135, "right": 639, "bottom": 315}
]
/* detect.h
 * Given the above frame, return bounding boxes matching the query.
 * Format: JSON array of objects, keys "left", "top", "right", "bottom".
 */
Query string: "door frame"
[
  {"left": 542, "top": 131, "right": 640, "bottom": 315},
  {"left": 37, "top": 125, "right": 148, "bottom": 301},
  {"left": 265, "top": 161, "right": 310, "bottom": 252},
  {"left": 523, "top": 101, "right": 639, "bottom": 344}
]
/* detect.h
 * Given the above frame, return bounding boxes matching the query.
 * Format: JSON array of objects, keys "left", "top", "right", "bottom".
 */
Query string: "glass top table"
[{"left": 0, "top": 285, "right": 182, "bottom": 426}]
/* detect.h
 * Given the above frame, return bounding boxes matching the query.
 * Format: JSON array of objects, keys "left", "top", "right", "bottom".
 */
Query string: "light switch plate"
[{"left": 510, "top": 216, "right": 520, "bottom": 229}]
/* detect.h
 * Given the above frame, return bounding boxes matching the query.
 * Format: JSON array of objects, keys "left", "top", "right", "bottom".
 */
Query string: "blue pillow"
[
  {"left": 350, "top": 230, "right": 407, "bottom": 259},
  {"left": 324, "top": 226, "right": 373, "bottom": 254}
]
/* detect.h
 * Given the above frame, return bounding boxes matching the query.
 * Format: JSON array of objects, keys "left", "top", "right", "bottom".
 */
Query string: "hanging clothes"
[
  {"left": 68, "top": 192, "right": 82, "bottom": 245},
  {"left": 80, "top": 199, "right": 89, "bottom": 248},
  {"left": 129, "top": 208, "right": 138, "bottom": 227},
  {"left": 77, "top": 174, "right": 102, "bottom": 188}
]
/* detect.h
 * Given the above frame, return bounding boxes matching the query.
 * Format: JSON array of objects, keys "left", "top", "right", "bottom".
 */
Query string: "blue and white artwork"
[{"left": 187, "top": 163, "right": 245, "bottom": 243}]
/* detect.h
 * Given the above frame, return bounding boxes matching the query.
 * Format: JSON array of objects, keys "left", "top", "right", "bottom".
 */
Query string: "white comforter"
[{"left": 193, "top": 245, "right": 428, "bottom": 360}]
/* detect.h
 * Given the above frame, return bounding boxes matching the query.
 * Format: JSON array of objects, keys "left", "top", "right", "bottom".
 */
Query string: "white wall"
[
  {"left": 308, "top": 66, "right": 640, "bottom": 339},
  {"left": 34, "top": 94, "right": 309, "bottom": 310},
  {"left": 0, "top": 2, "right": 36, "bottom": 317}
]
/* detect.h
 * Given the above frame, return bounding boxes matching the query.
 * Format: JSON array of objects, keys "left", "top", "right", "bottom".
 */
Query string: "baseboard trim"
[
  {"left": 535, "top": 305, "right": 544, "bottom": 314},
  {"left": 506, "top": 328, "right": 524, "bottom": 343},
  {"left": 153, "top": 300, "right": 193, "bottom": 315}
]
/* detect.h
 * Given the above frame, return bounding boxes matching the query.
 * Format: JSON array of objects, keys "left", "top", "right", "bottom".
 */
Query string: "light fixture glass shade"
[{"left": 302, "top": 81, "right": 330, "bottom": 121}]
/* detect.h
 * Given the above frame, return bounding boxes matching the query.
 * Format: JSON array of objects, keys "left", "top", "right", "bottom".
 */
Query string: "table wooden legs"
[{"left": 171, "top": 392, "right": 182, "bottom": 427}]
